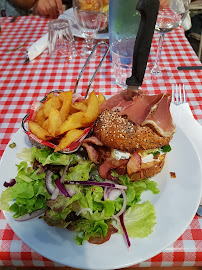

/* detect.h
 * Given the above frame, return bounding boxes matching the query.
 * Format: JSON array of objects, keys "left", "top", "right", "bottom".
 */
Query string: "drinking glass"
[
  {"left": 48, "top": 19, "right": 77, "bottom": 62},
  {"left": 150, "top": 0, "right": 190, "bottom": 83},
  {"left": 73, "top": 0, "right": 103, "bottom": 56},
  {"left": 111, "top": 38, "right": 135, "bottom": 89}
]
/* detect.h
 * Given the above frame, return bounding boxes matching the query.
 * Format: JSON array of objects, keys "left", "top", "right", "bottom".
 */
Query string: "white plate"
[
  {"left": 0, "top": 109, "right": 202, "bottom": 269},
  {"left": 61, "top": 8, "right": 109, "bottom": 40}
]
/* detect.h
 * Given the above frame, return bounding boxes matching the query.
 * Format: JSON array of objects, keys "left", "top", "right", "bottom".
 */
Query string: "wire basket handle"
[{"left": 74, "top": 41, "right": 109, "bottom": 98}]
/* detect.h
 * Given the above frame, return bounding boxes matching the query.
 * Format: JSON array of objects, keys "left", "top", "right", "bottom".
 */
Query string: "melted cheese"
[
  {"left": 112, "top": 148, "right": 163, "bottom": 163},
  {"left": 141, "top": 153, "right": 156, "bottom": 163},
  {"left": 111, "top": 149, "right": 130, "bottom": 160}
]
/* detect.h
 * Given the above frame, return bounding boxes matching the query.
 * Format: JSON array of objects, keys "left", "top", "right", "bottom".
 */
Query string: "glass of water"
[
  {"left": 73, "top": 0, "right": 103, "bottom": 57},
  {"left": 150, "top": 0, "right": 190, "bottom": 83},
  {"left": 110, "top": 38, "right": 135, "bottom": 89}
]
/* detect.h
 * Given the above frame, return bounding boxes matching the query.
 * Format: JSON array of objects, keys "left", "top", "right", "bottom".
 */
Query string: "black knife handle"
[{"left": 126, "top": 0, "right": 159, "bottom": 86}]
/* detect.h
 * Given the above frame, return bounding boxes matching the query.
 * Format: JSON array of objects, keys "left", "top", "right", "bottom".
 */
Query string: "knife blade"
[
  {"left": 10, "top": 16, "right": 18, "bottom": 23},
  {"left": 126, "top": 0, "right": 159, "bottom": 99},
  {"left": 177, "top": 66, "right": 202, "bottom": 71}
]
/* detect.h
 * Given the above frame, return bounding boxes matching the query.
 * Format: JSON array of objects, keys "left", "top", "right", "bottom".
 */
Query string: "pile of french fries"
[
  {"left": 29, "top": 90, "right": 105, "bottom": 152},
  {"left": 79, "top": 0, "right": 109, "bottom": 13}
]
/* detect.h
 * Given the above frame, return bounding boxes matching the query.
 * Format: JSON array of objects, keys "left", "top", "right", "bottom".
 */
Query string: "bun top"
[{"left": 93, "top": 109, "right": 172, "bottom": 152}]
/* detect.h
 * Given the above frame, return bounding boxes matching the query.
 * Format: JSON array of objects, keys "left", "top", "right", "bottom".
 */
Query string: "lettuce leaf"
[
  {"left": 64, "top": 159, "right": 94, "bottom": 181},
  {"left": 32, "top": 147, "right": 77, "bottom": 166},
  {"left": 17, "top": 147, "right": 78, "bottom": 166},
  {"left": 117, "top": 201, "right": 156, "bottom": 238},
  {"left": 0, "top": 160, "right": 50, "bottom": 216},
  {"left": 73, "top": 219, "right": 108, "bottom": 245}
]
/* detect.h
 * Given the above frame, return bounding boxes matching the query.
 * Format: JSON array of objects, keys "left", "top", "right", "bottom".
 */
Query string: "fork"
[
  {"left": 172, "top": 84, "right": 202, "bottom": 216},
  {"left": 171, "top": 84, "right": 187, "bottom": 105}
]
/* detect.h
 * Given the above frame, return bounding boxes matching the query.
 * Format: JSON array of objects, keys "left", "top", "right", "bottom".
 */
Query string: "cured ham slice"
[
  {"left": 99, "top": 90, "right": 133, "bottom": 113},
  {"left": 142, "top": 94, "right": 176, "bottom": 137},
  {"left": 82, "top": 136, "right": 103, "bottom": 164},
  {"left": 120, "top": 93, "right": 164, "bottom": 125},
  {"left": 127, "top": 151, "right": 141, "bottom": 175},
  {"left": 98, "top": 158, "right": 128, "bottom": 179}
]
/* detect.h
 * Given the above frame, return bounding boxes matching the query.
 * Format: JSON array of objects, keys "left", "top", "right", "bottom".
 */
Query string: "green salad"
[{"left": 0, "top": 147, "right": 159, "bottom": 247}]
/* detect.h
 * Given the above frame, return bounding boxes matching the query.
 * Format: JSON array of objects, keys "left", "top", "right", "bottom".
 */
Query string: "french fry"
[
  {"left": 58, "top": 91, "right": 71, "bottom": 102},
  {"left": 58, "top": 91, "right": 73, "bottom": 122},
  {"left": 57, "top": 111, "right": 85, "bottom": 135},
  {"left": 42, "top": 118, "right": 49, "bottom": 131},
  {"left": 54, "top": 129, "right": 84, "bottom": 152},
  {"left": 82, "top": 90, "right": 99, "bottom": 125},
  {"left": 43, "top": 96, "right": 62, "bottom": 117},
  {"left": 81, "top": 99, "right": 88, "bottom": 106},
  {"left": 29, "top": 121, "right": 52, "bottom": 141},
  {"left": 33, "top": 105, "right": 46, "bottom": 127},
  {"left": 48, "top": 108, "right": 62, "bottom": 137},
  {"left": 97, "top": 93, "right": 106, "bottom": 105},
  {"left": 71, "top": 101, "right": 87, "bottom": 112}
]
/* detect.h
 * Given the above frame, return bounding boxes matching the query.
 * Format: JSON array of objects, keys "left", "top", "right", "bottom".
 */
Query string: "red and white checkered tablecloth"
[{"left": 0, "top": 15, "right": 201, "bottom": 268}]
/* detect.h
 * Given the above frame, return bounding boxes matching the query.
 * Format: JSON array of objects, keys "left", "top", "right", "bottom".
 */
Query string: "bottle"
[{"left": 109, "top": 0, "right": 141, "bottom": 47}]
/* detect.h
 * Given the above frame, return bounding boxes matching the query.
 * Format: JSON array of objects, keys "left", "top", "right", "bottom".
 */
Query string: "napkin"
[
  {"left": 26, "top": 10, "right": 71, "bottom": 62},
  {"left": 170, "top": 103, "right": 202, "bottom": 206},
  {"left": 27, "top": 33, "right": 48, "bottom": 61}
]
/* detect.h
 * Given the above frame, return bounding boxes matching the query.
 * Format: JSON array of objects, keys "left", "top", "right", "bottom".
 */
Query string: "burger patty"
[{"left": 93, "top": 110, "right": 172, "bottom": 152}]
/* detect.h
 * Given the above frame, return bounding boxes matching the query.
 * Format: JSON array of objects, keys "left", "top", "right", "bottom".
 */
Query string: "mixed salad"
[{"left": 0, "top": 146, "right": 160, "bottom": 247}]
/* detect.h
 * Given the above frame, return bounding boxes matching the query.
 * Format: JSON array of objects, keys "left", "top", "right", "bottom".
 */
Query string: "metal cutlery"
[
  {"left": 171, "top": 84, "right": 187, "bottom": 105},
  {"left": 177, "top": 66, "right": 202, "bottom": 71}
]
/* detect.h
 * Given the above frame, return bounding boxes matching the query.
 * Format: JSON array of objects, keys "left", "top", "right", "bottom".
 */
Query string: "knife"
[
  {"left": 177, "top": 66, "right": 202, "bottom": 71},
  {"left": 10, "top": 16, "right": 18, "bottom": 23},
  {"left": 126, "top": 0, "right": 159, "bottom": 99}
]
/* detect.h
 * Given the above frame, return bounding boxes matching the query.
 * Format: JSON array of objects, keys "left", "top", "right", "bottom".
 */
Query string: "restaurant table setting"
[{"left": 0, "top": 3, "right": 202, "bottom": 268}]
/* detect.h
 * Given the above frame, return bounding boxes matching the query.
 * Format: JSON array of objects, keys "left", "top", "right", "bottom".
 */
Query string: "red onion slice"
[
  {"left": 76, "top": 208, "right": 93, "bottom": 216},
  {"left": 114, "top": 189, "right": 127, "bottom": 217},
  {"left": 4, "top": 179, "right": 16, "bottom": 187},
  {"left": 108, "top": 188, "right": 122, "bottom": 201},
  {"left": 51, "top": 187, "right": 60, "bottom": 200},
  {"left": 112, "top": 214, "right": 120, "bottom": 224},
  {"left": 66, "top": 187, "right": 76, "bottom": 197},
  {"left": 45, "top": 170, "right": 55, "bottom": 194},
  {"left": 64, "top": 180, "right": 127, "bottom": 190},
  {"left": 60, "top": 162, "right": 71, "bottom": 183},
  {"left": 103, "top": 186, "right": 108, "bottom": 201},
  {"left": 15, "top": 209, "right": 46, "bottom": 221},
  {"left": 120, "top": 212, "right": 131, "bottom": 249},
  {"left": 50, "top": 162, "right": 72, "bottom": 200},
  {"left": 54, "top": 178, "right": 71, "bottom": 197}
]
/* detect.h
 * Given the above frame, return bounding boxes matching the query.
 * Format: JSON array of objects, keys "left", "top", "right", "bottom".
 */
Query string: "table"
[{"left": 0, "top": 15, "right": 201, "bottom": 268}]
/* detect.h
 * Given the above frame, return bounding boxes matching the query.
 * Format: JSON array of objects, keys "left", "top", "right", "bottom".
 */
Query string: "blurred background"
[{"left": 185, "top": 0, "right": 202, "bottom": 62}]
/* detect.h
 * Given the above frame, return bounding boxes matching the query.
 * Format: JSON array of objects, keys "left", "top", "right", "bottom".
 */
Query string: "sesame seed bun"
[{"left": 93, "top": 110, "right": 172, "bottom": 152}]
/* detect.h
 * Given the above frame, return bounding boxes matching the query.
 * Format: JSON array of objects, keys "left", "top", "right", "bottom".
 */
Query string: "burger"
[{"left": 83, "top": 90, "right": 176, "bottom": 181}]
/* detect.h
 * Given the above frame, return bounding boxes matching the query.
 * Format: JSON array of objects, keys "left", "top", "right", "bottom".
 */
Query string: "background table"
[{"left": 0, "top": 15, "right": 201, "bottom": 267}]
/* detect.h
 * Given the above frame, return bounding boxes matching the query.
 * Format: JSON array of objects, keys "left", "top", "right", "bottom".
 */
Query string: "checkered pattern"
[{"left": 0, "top": 15, "right": 201, "bottom": 267}]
